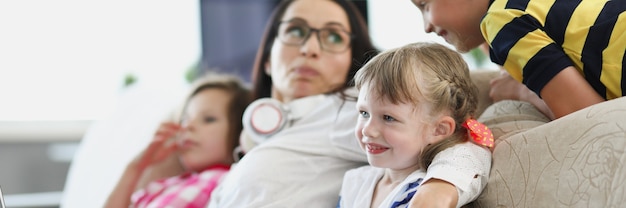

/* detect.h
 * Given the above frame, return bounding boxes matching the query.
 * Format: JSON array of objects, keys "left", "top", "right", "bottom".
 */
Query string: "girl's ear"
[{"left": 429, "top": 116, "right": 455, "bottom": 144}]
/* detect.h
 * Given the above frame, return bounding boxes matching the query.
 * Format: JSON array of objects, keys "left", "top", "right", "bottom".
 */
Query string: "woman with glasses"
[{"left": 208, "top": 0, "right": 491, "bottom": 207}]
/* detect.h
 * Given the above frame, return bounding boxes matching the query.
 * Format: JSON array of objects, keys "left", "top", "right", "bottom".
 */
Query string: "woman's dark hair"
[{"left": 250, "top": 0, "right": 378, "bottom": 100}]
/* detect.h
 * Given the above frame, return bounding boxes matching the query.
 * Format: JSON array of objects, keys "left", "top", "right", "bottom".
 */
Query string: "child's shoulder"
[
  {"left": 441, "top": 141, "right": 491, "bottom": 156},
  {"left": 433, "top": 141, "right": 492, "bottom": 166}
]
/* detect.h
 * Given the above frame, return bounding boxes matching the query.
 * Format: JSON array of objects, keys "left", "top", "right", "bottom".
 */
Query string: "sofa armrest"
[{"left": 472, "top": 97, "right": 626, "bottom": 207}]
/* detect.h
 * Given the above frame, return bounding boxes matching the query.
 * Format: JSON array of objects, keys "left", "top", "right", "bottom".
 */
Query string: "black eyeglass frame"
[{"left": 275, "top": 20, "right": 355, "bottom": 53}]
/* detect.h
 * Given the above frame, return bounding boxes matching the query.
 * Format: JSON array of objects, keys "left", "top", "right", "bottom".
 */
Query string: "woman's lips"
[{"left": 293, "top": 66, "right": 319, "bottom": 77}]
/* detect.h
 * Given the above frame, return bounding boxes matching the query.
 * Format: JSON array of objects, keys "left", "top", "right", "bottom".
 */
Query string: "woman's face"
[
  {"left": 177, "top": 88, "right": 233, "bottom": 172},
  {"left": 267, "top": 0, "right": 352, "bottom": 103}
]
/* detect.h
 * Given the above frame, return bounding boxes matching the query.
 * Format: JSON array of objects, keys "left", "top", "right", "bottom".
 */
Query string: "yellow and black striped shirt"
[{"left": 481, "top": 0, "right": 626, "bottom": 100}]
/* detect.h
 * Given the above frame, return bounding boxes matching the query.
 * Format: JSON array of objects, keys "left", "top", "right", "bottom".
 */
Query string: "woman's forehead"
[{"left": 282, "top": 0, "right": 350, "bottom": 30}]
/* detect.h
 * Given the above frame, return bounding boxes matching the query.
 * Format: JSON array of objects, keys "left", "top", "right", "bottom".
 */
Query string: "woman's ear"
[
  {"left": 264, "top": 61, "right": 271, "bottom": 76},
  {"left": 429, "top": 116, "right": 455, "bottom": 144}
]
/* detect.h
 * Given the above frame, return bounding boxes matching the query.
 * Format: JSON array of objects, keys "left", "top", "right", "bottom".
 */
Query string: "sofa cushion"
[{"left": 471, "top": 97, "right": 626, "bottom": 207}]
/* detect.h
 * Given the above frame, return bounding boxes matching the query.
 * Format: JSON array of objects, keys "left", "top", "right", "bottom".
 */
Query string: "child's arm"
[
  {"left": 103, "top": 122, "right": 180, "bottom": 208},
  {"left": 409, "top": 179, "right": 457, "bottom": 208},
  {"left": 409, "top": 142, "right": 492, "bottom": 208},
  {"left": 135, "top": 153, "right": 185, "bottom": 190},
  {"left": 489, "top": 70, "right": 555, "bottom": 120},
  {"left": 541, "top": 66, "right": 605, "bottom": 118},
  {"left": 104, "top": 160, "right": 144, "bottom": 208}
]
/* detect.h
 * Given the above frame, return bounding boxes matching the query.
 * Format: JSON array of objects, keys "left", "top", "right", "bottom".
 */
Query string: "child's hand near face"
[
  {"left": 133, "top": 122, "right": 182, "bottom": 171},
  {"left": 105, "top": 122, "right": 184, "bottom": 208},
  {"left": 106, "top": 74, "right": 250, "bottom": 208}
]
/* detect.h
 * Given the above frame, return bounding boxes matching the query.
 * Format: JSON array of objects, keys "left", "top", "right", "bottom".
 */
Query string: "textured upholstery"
[{"left": 469, "top": 70, "right": 626, "bottom": 208}]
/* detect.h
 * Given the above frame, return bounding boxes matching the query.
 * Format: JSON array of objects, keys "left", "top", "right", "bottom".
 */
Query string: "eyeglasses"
[{"left": 276, "top": 20, "right": 353, "bottom": 53}]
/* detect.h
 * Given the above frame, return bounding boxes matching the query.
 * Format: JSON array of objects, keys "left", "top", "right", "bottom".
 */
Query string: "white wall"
[
  {"left": 0, "top": 0, "right": 496, "bottom": 122},
  {"left": 368, "top": 0, "right": 450, "bottom": 50},
  {"left": 0, "top": 0, "right": 199, "bottom": 121}
]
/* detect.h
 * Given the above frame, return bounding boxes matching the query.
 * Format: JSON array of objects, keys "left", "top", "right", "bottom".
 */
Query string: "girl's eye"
[
  {"left": 383, "top": 115, "right": 395, "bottom": 122},
  {"left": 359, "top": 111, "right": 370, "bottom": 118},
  {"left": 203, "top": 116, "right": 216, "bottom": 123}
]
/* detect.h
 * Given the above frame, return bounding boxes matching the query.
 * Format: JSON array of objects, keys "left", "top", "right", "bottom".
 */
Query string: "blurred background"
[{"left": 0, "top": 0, "right": 493, "bottom": 207}]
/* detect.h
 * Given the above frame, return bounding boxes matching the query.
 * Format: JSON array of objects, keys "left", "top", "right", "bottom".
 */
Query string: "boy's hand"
[
  {"left": 488, "top": 70, "right": 525, "bottom": 102},
  {"left": 409, "top": 179, "right": 457, "bottom": 208},
  {"left": 490, "top": 70, "right": 555, "bottom": 120}
]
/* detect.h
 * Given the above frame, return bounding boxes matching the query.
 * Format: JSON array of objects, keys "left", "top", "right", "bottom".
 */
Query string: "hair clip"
[{"left": 462, "top": 119, "right": 494, "bottom": 148}]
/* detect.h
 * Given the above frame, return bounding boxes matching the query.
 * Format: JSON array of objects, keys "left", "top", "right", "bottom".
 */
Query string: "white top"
[
  {"left": 208, "top": 89, "right": 491, "bottom": 208},
  {"left": 339, "top": 142, "right": 491, "bottom": 208},
  {"left": 339, "top": 166, "right": 425, "bottom": 208}
]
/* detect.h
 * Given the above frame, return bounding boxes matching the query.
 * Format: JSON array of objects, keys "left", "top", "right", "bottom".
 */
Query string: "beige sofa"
[
  {"left": 62, "top": 70, "right": 625, "bottom": 207},
  {"left": 469, "top": 70, "right": 626, "bottom": 207}
]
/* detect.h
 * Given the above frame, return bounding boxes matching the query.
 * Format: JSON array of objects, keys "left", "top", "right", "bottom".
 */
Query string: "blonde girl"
[{"left": 339, "top": 42, "right": 493, "bottom": 208}]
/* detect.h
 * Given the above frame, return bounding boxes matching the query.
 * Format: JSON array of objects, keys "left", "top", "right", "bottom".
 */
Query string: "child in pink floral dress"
[{"left": 105, "top": 74, "right": 251, "bottom": 208}]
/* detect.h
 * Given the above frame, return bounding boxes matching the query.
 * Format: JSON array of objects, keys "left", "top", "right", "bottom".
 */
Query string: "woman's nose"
[{"left": 299, "top": 32, "right": 321, "bottom": 57}]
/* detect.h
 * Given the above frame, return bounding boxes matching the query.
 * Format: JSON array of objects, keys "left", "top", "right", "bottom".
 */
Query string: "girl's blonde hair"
[
  {"left": 178, "top": 72, "right": 252, "bottom": 157},
  {"left": 354, "top": 42, "right": 478, "bottom": 169}
]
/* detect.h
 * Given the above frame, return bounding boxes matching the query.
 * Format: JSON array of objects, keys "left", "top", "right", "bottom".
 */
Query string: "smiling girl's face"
[
  {"left": 355, "top": 82, "right": 437, "bottom": 172},
  {"left": 177, "top": 88, "right": 233, "bottom": 172}
]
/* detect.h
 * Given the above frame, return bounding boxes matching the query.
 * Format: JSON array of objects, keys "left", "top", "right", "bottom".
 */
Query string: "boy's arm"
[
  {"left": 541, "top": 66, "right": 604, "bottom": 118},
  {"left": 481, "top": 8, "right": 597, "bottom": 118}
]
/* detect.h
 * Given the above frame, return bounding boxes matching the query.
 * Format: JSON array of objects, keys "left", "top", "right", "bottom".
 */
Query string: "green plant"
[
  {"left": 185, "top": 60, "right": 201, "bottom": 83},
  {"left": 468, "top": 47, "right": 488, "bottom": 68},
  {"left": 123, "top": 73, "right": 137, "bottom": 88}
]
